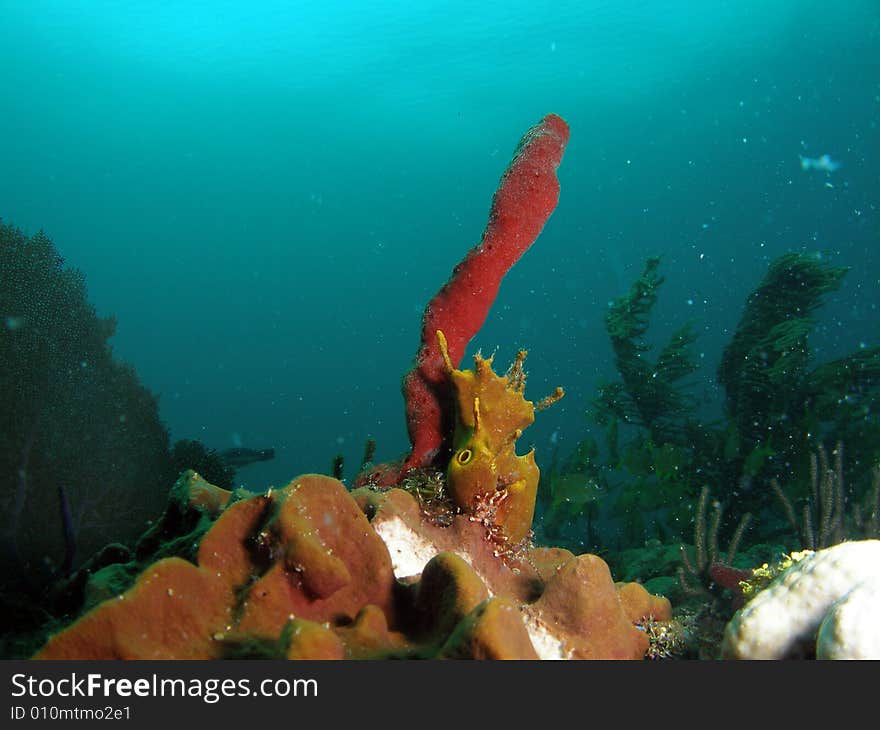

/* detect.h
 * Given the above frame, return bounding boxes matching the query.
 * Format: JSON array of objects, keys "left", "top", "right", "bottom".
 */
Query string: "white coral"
[
  {"left": 816, "top": 577, "right": 880, "bottom": 659},
  {"left": 721, "top": 539, "right": 880, "bottom": 660}
]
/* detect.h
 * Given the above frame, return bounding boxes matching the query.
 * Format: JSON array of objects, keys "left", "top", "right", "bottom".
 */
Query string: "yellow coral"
[
  {"left": 437, "top": 330, "right": 563, "bottom": 543},
  {"left": 738, "top": 550, "right": 814, "bottom": 597}
]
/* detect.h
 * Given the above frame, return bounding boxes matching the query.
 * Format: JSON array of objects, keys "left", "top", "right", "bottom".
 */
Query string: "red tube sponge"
[{"left": 401, "top": 113, "right": 570, "bottom": 472}]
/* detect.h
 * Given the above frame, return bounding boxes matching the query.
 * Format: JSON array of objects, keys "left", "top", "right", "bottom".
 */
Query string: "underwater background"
[
  {"left": 1, "top": 0, "right": 875, "bottom": 490},
  {"left": 1, "top": 1, "right": 879, "bottom": 659}
]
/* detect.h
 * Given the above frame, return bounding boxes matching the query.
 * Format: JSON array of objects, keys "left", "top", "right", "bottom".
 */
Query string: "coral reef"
[
  {"left": 0, "top": 470, "right": 232, "bottom": 659},
  {"left": 542, "top": 253, "right": 880, "bottom": 658},
  {"left": 35, "top": 473, "right": 670, "bottom": 660},
  {"left": 399, "top": 114, "right": 569, "bottom": 475},
  {"left": 30, "top": 113, "right": 602, "bottom": 661},
  {"left": 35, "top": 475, "right": 396, "bottom": 659},
  {"left": 11, "top": 103, "right": 879, "bottom": 663},
  {"left": 721, "top": 539, "right": 880, "bottom": 659},
  {"left": 32, "top": 307, "right": 662, "bottom": 661}
]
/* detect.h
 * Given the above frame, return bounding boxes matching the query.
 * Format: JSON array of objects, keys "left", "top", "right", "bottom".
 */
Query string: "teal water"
[{"left": 1, "top": 0, "right": 877, "bottom": 491}]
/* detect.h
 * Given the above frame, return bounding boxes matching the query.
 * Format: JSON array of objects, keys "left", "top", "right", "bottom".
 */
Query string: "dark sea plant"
[
  {"left": 544, "top": 252, "right": 880, "bottom": 555},
  {"left": 0, "top": 221, "right": 175, "bottom": 591},
  {"left": 170, "top": 439, "right": 236, "bottom": 491},
  {"left": 594, "top": 256, "right": 700, "bottom": 445}
]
